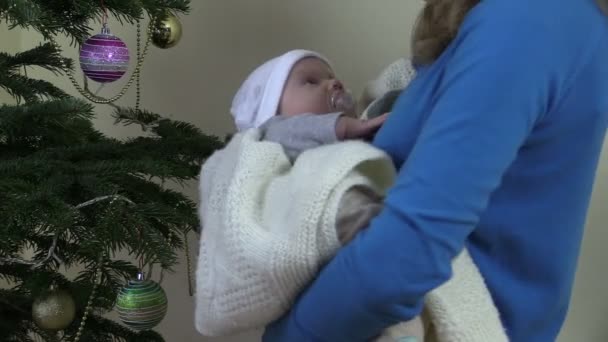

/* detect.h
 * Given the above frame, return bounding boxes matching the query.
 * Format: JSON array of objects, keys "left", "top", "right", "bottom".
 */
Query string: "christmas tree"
[{"left": 0, "top": 1, "right": 223, "bottom": 341}]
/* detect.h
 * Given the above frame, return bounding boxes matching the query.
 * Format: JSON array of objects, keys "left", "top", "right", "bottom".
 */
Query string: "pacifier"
[{"left": 329, "top": 89, "right": 355, "bottom": 112}]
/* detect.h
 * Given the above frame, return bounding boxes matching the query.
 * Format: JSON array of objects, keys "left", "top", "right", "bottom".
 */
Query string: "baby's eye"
[{"left": 304, "top": 78, "right": 319, "bottom": 85}]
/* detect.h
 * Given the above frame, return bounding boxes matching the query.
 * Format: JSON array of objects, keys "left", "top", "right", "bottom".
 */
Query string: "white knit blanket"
[{"left": 194, "top": 129, "right": 508, "bottom": 342}]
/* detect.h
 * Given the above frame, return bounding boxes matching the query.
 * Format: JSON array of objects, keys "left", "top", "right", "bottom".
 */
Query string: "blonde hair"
[{"left": 411, "top": 0, "right": 608, "bottom": 66}]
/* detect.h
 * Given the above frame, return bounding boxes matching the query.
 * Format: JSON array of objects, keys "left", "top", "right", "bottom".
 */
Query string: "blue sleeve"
[{"left": 263, "top": 3, "right": 559, "bottom": 341}]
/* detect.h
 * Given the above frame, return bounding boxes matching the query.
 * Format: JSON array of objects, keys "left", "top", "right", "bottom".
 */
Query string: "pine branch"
[
  {"left": 0, "top": 73, "right": 69, "bottom": 102},
  {"left": 0, "top": 0, "right": 44, "bottom": 29},
  {"left": 0, "top": 43, "right": 72, "bottom": 75},
  {"left": 112, "top": 107, "right": 162, "bottom": 129},
  {"left": 0, "top": 232, "right": 60, "bottom": 268},
  {"left": 1, "top": 0, "right": 190, "bottom": 45},
  {"left": 154, "top": 118, "right": 211, "bottom": 140},
  {"left": 0, "top": 43, "right": 71, "bottom": 104},
  {"left": 112, "top": 108, "right": 224, "bottom": 167},
  {"left": 0, "top": 98, "right": 96, "bottom": 155},
  {"left": 139, "top": 0, "right": 190, "bottom": 17},
  {"left": 113, "top": 107, "right": 223, "bottom": 142},
  {"left": 0, "top": 289, "right": 32, "bottom": 342},
  {"left": 79, "top": 159, "right": 179, "bottom": 179},
  {"left": 0, "top": 289, "right": 30, "bottom": 315},
  {"left": 86, "top": 198, "right": 183, "bottom": 270},
  {"left": 72, "top": 315, "right": 164, "bottom": 342},
  {"left": 0, "top": 195, "right": 134, "bottom": 268},
  {"left": 96, "top": 260, "right": 139, "bottom": 293},
  {"left": 0, "top": 263, "right": 71, "bottom": 294},
  {"left": 0, "top": 98, "right": 94, "bottom": 128},
  {"left": 113, "top": 108, "right": 224, "bottom": 180}
]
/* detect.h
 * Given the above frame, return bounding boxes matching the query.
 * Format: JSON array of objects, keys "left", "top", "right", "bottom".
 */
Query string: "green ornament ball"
[
  {"left": 115, "top": 276, "right": 168, "bottom": 331},
  {"left": 32, "top": 288, "right": 76, "bottom": 331}
]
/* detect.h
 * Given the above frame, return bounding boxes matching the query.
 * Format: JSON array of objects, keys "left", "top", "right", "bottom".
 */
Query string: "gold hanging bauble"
[
  {"left": 151, "top": 12, "right": 183, "bottom": 49},
  {"left": 32, "top": 288, "right": 76, "bottom": 331}
]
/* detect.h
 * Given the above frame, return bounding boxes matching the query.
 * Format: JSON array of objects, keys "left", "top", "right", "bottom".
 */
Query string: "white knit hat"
[{"left": 230, "top": 49, "right": 331, "bottom": 131}]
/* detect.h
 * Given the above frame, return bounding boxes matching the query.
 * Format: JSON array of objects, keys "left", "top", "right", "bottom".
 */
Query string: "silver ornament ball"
[{"left": 32, "top": 288, "right": 76, "bottom": 331}]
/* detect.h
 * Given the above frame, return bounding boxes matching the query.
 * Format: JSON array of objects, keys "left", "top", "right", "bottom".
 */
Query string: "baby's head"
[{"left": 231, "top": 50, "right": 354, "bottom": 131}]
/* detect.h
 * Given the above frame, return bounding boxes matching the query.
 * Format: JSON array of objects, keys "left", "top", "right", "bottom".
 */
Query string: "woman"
[{"left": 263, "top": 0, "right": 608, "bottom": 341}]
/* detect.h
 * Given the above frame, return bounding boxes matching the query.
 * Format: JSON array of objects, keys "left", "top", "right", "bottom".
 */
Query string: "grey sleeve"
[
  {"left": 260, "top": 112, "right": 342, "bottom": 161},
  {"left": 335, "top": 185, "right": 384, "bottom": 245}
]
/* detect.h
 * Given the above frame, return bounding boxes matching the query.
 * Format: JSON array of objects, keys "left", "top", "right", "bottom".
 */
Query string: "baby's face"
[{"left": 278, "top": 57, "right": 353, "bottom": 116}]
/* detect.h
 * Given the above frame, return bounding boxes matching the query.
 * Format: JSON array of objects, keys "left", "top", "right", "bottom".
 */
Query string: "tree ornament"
[
  {"left": 32, "top": 287, "right": 76, "bottom": 331},
  {"left": 79, "top": 23, "right": 130, "bottom": 83},
  {"left": 151, "top": 12, "right": 183, "bottom": 49},
  {"left": 115, "top": 272, "right": 168, "bottom": 331}
]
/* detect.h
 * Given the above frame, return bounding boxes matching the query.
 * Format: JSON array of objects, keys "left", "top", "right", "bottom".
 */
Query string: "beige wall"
[
  {"left": 562, "top": 138, "right": 608, "bottom": 342},
  {"left": 2, "top": 0, "right": 608, "bottom": 341}
]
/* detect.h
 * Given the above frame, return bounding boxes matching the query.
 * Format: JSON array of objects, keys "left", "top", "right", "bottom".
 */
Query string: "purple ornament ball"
[{"left": 79, "top": 33, "right": 130, "bottom": 83}]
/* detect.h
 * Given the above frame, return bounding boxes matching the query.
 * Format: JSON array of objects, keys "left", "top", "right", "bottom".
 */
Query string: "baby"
[
  {"left": 232, "top": 50, "right": 389, "bottom": 243},
  {"left": 231, "top": 50, "right": 424, "bottom": 342},
  {"left": 230, "top": 50, "right": 426, "bottom": 341}
]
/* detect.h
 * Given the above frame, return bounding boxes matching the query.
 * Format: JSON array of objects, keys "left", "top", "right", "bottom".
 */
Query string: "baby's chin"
[{"left": 339, "top": 106, "right": 357, "bottom": 118}]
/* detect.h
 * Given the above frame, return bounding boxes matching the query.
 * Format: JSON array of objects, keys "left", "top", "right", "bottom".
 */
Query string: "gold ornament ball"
[
  {"left": 151, "top": 12, "right": 183, "bottom": 49},
  {"left": 32, "top": 289, "right": 76, "bottom": 331}
]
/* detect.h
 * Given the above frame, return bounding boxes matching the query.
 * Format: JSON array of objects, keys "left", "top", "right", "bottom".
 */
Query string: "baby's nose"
[{"left": 330, "top": 79, "right": 344, "bottom": 91}]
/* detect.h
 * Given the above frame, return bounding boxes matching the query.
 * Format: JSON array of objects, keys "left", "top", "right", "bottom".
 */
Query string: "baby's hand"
[{"left": 336, "top": 113, "right": 389, "bottom": 141}]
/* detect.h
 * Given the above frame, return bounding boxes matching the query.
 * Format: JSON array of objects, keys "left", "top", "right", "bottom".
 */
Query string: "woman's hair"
[
  {"left": 411, "top": 0, "right": 480, "bottom": 66},
  {"left": 598, "top": 0, "right": 608, "bottom": 15},
  {"left": 411, "top": 0, "right": 608, "bottom": 66}
]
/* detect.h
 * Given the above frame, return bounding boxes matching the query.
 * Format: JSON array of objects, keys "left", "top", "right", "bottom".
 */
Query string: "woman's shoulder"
[
  {"left": 456, "top": 0, "right": 607, "bottom": 72},
  {"left": 469, "top": 0, "right": 607, "bottom": 34}
]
